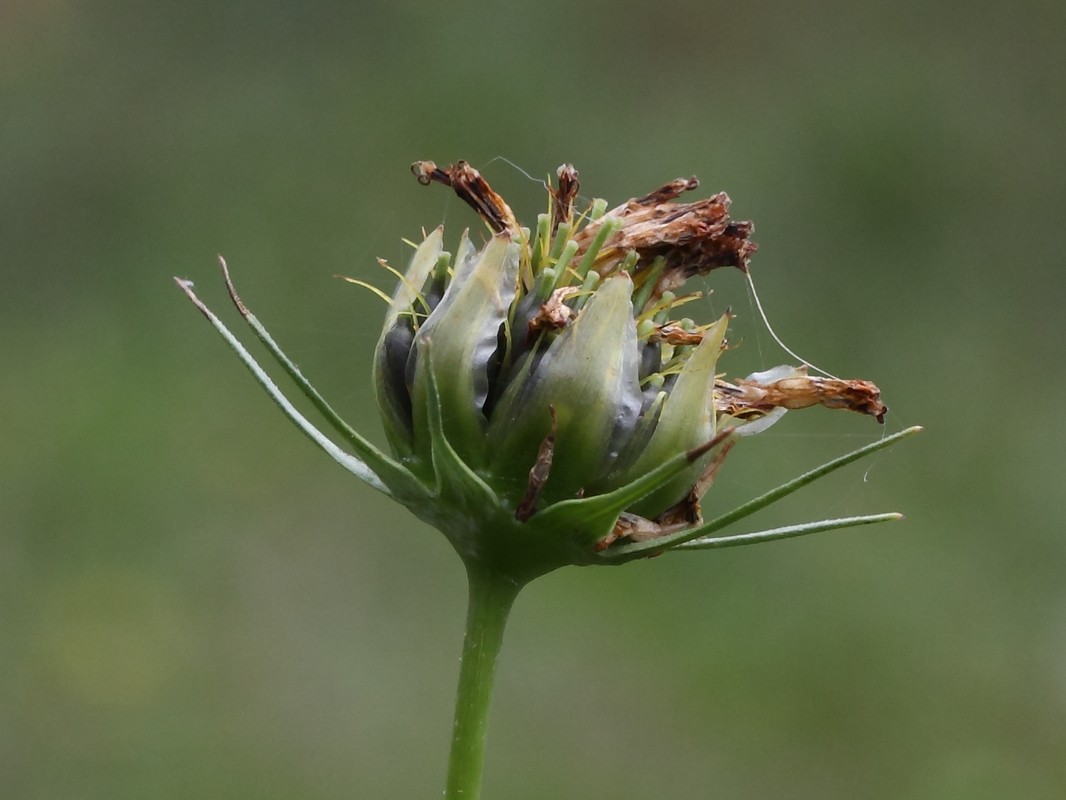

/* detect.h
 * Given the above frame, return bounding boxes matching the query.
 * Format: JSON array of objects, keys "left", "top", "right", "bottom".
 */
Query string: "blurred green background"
[{"left": 3, "top": 1, "right": 1064, "bottom": 797}]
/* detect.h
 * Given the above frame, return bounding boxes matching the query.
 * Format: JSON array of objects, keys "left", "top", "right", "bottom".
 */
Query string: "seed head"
[{"left": 178, "top": 159, "right": 909, "bottom": 585}]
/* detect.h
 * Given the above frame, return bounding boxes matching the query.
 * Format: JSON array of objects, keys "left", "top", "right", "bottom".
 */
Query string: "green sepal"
[
  {"left": 599, "top": 314, "right": 729, "bottom": 515},
  {"left": 373, "top": 228, "right": 444, "bottom": 455},
  {"left": 380, "top": 227, "right": 446, "bottom": 332},
  {"left": 412, "top": 340, "right": 501, "bottom": 532},
  {"left": 410, "top": 232, "right": 520, "bottom": 469},
  {"left": 486, "top": 274, "right": 642, "bottom": 505},
  {"left": 415, "top": 341, "right": 568, "bottom": 582}
]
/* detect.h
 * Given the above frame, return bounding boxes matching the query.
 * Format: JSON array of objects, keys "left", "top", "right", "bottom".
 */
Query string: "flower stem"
[{"left": 445, "top": 563, "right": 523, "bottom": 799}]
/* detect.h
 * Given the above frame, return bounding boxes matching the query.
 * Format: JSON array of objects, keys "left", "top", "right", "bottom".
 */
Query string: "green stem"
[{"left": 445, "top": 564, "right": 523, "bottom": 799}]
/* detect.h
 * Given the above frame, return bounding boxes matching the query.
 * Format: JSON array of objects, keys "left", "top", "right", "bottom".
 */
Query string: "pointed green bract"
[
  {"left": 412, "top": 342, "right": 509, "bottom": 555},
  {"left": 175, "top": 277, "right": 419, "bottom": 499},
  {"left": 674, "top": 513, "right": 904, "bottom": 550},
  {"left": 598, "top": 426, "right": 923, "bottom": 562},
  {"left": 232, "top": 303, "right": 430, "bottom": 503}
]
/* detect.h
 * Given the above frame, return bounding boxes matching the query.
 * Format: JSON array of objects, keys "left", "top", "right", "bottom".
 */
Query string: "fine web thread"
[
  {"left": 741, "top": 264, "right": 896, "bottom": 483},
  {"left": 482, "top": 155, "right": 549, "bottom": 191},
  {"left": 482, "top": 155, "right": 597, "bottom": 209},
  {"left": 743, "top": 268, "right": 840, "bottom": 381}
]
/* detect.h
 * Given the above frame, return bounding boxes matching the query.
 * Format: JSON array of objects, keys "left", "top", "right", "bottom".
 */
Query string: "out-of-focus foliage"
[{"left": 2, "top": 1, "right": 1064, "bottom": 797}]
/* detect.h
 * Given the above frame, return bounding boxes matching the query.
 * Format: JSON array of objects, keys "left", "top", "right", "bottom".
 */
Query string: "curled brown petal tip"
[{"left": 411, "top": 159, "right": 518, "bottom": 234}]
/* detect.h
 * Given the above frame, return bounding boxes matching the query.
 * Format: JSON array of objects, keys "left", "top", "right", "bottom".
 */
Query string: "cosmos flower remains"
[{"left": 177, "top": 159, "right": 912, "bottom": 585}]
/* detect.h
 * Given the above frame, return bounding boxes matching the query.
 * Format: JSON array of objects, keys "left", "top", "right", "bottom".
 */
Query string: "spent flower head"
[{"left": 178, "top": 159, "right": 913, "bottom": 584}]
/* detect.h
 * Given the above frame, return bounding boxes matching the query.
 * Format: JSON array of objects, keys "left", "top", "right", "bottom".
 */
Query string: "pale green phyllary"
[{"left": 176, "top": 160, "right": 919, "bottom": 799}]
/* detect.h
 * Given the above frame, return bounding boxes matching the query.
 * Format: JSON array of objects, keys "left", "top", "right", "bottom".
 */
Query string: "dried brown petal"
[
  {"left": 716, "top": 370, "right": 888, "bottom": 423},
  {"left": 574, "top": 179, "right": 757, "bottom": 301},
  {"left": 651, "top": 323, "right": 706, "bottom": 346},
  {"left": 411, "top": 160, "right": 518, "bottom": 234}
]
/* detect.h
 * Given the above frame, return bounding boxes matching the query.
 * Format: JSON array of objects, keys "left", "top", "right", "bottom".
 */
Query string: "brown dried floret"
[
  {"left": 575, "top": 177, "right": 757, "bottom": 299},
  {"left": 550, "top": 163, "right": 580, "bottom": 231},
  {"left": 715, "top": 368, "right": 888, "bottom": 423},
  {"left": 411, "top": 160, "right": 518, "bottom": 234}
]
